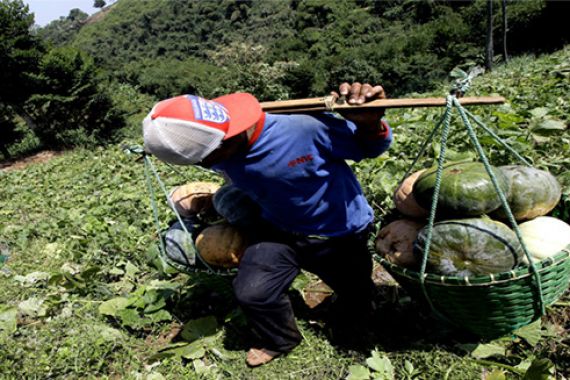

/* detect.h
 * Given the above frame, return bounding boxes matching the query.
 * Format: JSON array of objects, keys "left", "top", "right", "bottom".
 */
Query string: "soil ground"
[{"left": 0, "top": 151, "right": 61, "bottom": 172}]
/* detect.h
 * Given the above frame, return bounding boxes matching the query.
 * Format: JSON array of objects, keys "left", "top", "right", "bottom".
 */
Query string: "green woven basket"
[{"left": 375, "top": 245, "right": 570, "bottom": 338}]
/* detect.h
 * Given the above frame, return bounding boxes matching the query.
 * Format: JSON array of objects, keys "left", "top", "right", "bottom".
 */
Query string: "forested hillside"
[
  {"left": 2, "top": 0, "right": 569, "bottom": 159},
  {"left": 70, "top": 0, "right": 569, "bottom": 99}
]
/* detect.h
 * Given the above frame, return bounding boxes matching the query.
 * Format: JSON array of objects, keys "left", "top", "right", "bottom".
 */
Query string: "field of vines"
[{"left": 0, "top": 48, "right": 569, "bottom": 379}]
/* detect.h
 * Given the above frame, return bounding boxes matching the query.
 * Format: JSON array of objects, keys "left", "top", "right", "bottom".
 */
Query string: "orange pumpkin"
[
  {"left": 393, "top": 169, "right": 428, "bottom": 218},
  {"left": 168, "top": 182, "right": 220, "bottom": 217},
  {"left": 375, "top": 219, "right": 424, "bottom": 268},
  {"left": 195, "top": 223, "right": 248, "bottom": 268}
]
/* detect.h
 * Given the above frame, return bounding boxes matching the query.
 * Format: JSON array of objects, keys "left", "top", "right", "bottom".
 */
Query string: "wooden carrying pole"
[{"left": 260, "top": 96, "right": 505, "bottom": 114}]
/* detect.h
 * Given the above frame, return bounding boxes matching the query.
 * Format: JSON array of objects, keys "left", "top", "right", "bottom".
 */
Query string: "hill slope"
[
  {"left": 1, "top": 46, "right": 569, "bottom": 378},
  {"left": 68, "top": 0, "right": 570, "bottom": 99}
]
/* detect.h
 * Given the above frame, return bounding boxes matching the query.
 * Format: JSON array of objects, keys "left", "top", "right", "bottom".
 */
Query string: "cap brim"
[{"left": 213, "top": 93, "right": 262, "bottom": 140}]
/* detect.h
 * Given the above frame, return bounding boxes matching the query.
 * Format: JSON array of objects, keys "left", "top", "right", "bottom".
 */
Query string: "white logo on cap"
[{"left": 188, "top": 95, "right": 229, "bottom": 124}]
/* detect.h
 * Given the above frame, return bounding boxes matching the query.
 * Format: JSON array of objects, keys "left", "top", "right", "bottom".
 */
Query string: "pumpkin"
[
  {"left": 414, "top": 217, "right": 523, "bottom": 277},
  {"left": 195, "top": 223, "right": 248, "bottom": 268},
  {"left": 168, "top": 182, "right": 220, "bottom": 217},
  {"left": 164, "top": 219, "right": 200, "bottom": 268},
  {"left": 518, "top": 216, "right": 570, "bottom": 262},
  {"left": 393, "top": 170, "right": 429, "bottom": 218},
  {"left": 491, "top": 166, "right": 561, "bottom": 221},
  {"left": 213, "top": 185, "right": 261, "bottom": 228},
  {"left": 375, "top": 219, "right": 424, "bottom": 268},
  {"left": 413, "top": 162, "right": 511, "bottom": 217}
]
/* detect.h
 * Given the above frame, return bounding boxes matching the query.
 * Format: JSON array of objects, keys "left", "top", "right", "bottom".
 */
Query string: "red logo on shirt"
[{"left": 288, "top": 154, "right": 313, "bottom": 167}]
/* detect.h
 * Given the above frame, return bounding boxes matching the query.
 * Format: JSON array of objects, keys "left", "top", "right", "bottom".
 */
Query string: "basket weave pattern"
[{"left": 376, "top": 246, "right": 570, "bottom": 337}]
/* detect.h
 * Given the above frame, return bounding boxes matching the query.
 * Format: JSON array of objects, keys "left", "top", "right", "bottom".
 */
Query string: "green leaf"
[
  {"left": 150, "top": 341, "right": 206, "bottom": 361},
  {"left": 450, "top": 67, "right": 468, "bottom": 79},
  {"left": 18, "top": 297, "right": 48, "bottom": 317},
  {"left": 180, "top": 316, "right": 219, "bottom": 342},
  {"left": 193, "top": 358, "right": 213, "bottom": 374},
  {"left": 484, "top": 369, "right": 506, "bottom": 380},
  {"left": 403, "top": 360, "right": 416, "bottom": 377},
  {"left": 124, "top": 261, "right": 139, "bottom": 278},
  {"left": 98, "top": 297, "right": 130, "bottom": 316},
  {"left": 366, "top": 351, "right": 394, "bottom": 379},
  {"left": 529, "top": 107, "right": 549, "bottom": 118},
  {"left": 346, "top": 364, "right": 371, "bottom": 380},
  {"left": 0, "top": 306, "right": 17, "bottom": 335},
  {"left": 180, "top": 342, "right": 206, "bottom": 360},
  {"left": 96, "top": 326, "right": 124, "bottom": 344},
  {"left": 514, "top": 320, "right": 543, "bottom": 347},
  {"left": 291, "top": 272, "right": 310, "bottom": 293},
  {"left": 117, "top": 308, "right": 143, "bottom": 328},
  {"left": 531, "top": 119, "right": 567, "bottom": 136},
  {"left": 13, "top": 271, "right": 51, "bottom": 286},
  {"left": 146, "top": 373, "right": 166, "bottom": 380},
  {"left": 470, "top": 343, "right": 506, "bottom": 359},
  {"left": 143, "top": 296, "right": 167, "bottom": 314},
  {"left": 522, "top": 358, "right": 555, "bottom": 380},
  {"left": 147, "top": 309, "right": 172, "bottom": 323},
  {"left": 108, "top": 267, "right": 124, "bottom": 276},
  {"left": 515, "top": 358, "right": 534, "bottom": 372}
]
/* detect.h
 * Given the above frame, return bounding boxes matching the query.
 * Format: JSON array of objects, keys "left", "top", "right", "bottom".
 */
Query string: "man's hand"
[
  {"left": 330, "top": 82, "right": 388, "bottom": 133},
  {"left": 330, "top": 82, "right": 386, "bottom": 105}
]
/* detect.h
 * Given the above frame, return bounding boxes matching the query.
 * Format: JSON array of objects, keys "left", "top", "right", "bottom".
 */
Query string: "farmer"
[{"left": 143, "top": 82, "right": 392, "bottom": 366}]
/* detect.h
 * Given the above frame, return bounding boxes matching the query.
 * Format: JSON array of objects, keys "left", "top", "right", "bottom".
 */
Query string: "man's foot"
[{"left": 246, "top": 348, "right": 281, "bottom": 367}]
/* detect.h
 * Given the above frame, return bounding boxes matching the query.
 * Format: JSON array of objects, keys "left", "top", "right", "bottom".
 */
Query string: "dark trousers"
[{"left": 232, "top": 225, "right": 374, "bottom": 353}]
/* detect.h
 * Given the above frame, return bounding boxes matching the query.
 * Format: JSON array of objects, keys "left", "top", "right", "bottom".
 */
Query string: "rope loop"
[
  {"left": 124, "top": 145, "right": 232, "bottom": 277},
  {"left": 412, "top": 78, "right": 546, "bottom": 321}
]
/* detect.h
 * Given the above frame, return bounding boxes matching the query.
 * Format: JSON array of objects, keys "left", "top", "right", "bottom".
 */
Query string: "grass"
[{"left": 1, "top": 47, "right": 570, "bottom": 379}]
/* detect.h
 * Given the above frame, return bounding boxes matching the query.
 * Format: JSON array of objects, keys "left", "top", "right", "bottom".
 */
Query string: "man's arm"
[{"left": 330, "top": 82, "right": 389, "bottom": 140}]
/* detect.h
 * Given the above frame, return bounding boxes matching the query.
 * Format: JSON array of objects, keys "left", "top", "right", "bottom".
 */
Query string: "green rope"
[
  {"left": 143, "top": 156, "right": 168, "bottom": 264},
  {"left": 453, "top": 98, "right": 545, "bottom": 315},
  {"left": 123, "top": 145, "right": 236, "bottom": 276},
  {"left": 416, "top": 87, "right": 547, "bottom": 322},
  {"left": 143, "top": 155, "right": 220, "bottom": 274},
  {"left": 463, "top": 108, "right": 532, "bottom": 167},
  {"left": 419, "top": 95, "right": 455, "bottom": 322},
  {"left": 398, "top": 109, "right": 450, "bottom": 184}
]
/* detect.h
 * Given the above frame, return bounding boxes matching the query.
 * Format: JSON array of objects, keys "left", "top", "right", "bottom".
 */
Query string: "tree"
[
  {"left": 0, "top": 105, "right": 20, "bottom": 159},
  {"left": 26, "top": 47, "right": 123, "bottom": 147},
  {"left": 38, "top": 8, "right": 88, "bottom": 45},
  {"left": 0, "top": 0, "right": 43, "bottom": 106},
  {"left": 93, "top": 0, "right": 106, "bottom": 9},
  {"left": 485, "top": 0, "right": 494, "bottom": 71},
  {"left": 501, "top": 0, "right": 508, "bottom": 62},
  {"left": 0, "top": 0, "right": 43, "bottom": 152},
  {"left": 207, "top": 43, "right": 297, "bottom": 101}
]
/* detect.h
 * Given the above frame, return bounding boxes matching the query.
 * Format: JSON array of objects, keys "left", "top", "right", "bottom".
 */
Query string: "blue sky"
[{"left": 24, "top": 0, "right": 99, "bottom": 26}]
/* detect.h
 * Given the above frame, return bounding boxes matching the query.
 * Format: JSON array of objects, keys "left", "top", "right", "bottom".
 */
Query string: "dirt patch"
[
  {"left": 0, "top": 151, "right": 61, "bottom": 172},
  {"left": 83, "top": 4, "right": 115, "bottom": 26}
]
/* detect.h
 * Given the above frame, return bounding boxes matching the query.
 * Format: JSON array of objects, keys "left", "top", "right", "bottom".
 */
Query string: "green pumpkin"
[
  {"left": 413, "top": 162, "right": 511, "bottom": 217},
  {"left": 491, "top": 166, "right": 561, "bottom": 221},
  {"left": 414, "top": 217, "right": 523, "bottom": 277},
  {"left": 213, "top": 185, "right": 261, "bottom": 228}
]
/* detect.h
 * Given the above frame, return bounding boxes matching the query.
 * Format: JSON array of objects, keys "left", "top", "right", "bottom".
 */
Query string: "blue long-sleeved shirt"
[{"left": 213, "top": 113, "right": 392, "bottom": 237}]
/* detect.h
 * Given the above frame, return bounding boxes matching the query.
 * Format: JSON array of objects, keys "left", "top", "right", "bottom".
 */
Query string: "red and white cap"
[{"left": 143, "top": 93, "right": 262, "bottom": 165}]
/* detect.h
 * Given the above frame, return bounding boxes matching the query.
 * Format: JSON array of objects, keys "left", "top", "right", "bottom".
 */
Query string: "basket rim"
[{"left": 374, "top": 245, "right": 570, "bottom": 287}]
